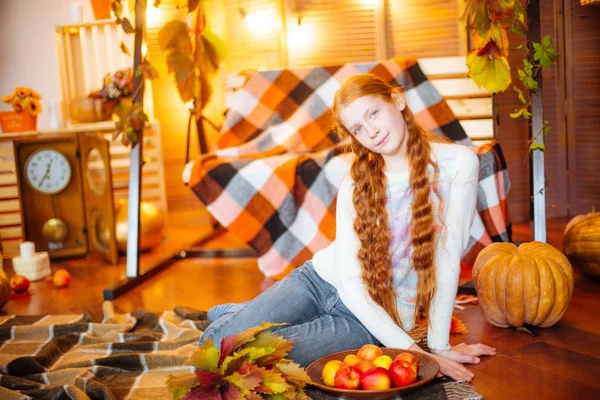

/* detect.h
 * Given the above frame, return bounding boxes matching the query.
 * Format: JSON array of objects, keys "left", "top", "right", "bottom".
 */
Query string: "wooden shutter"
[
  {"left": 565, "top": 0, "right": 600, "bottom": 215},
  {"left": 223, "top": 0, "right": 284, "bottom": 72},
  {"left": 387, "top": 0, "right": 463, "bottom": 58},
  {"left": 288, "top": 0, "right": 380, "bottom": 67}
]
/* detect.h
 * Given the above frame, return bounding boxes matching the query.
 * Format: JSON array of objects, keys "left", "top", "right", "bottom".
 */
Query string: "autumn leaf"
[
  {"left": 201, "top": 30, "right": 226, "bottom": 70},
  {"left": 248, "top": 331, "right": 293, "bottom": 365},
  {"left": 137, "top": 61, "right": 159, "bottom": 80},
  {"left": 529, "top": 143, "right": 545, "bottom": 151},
  {"left": 487, "top": 0, "right": 515, "bottom": 18},
  {"left": 195, "top": 369, "right": 224, "bottom": 390},
  {"left": 466, "top": 45, "right": 511, "bottom": 92},
  {"left": 516, "top": 326, "right": 534, "bottom": 337},
  {"left": 111, "top": 0, "right": 123, "bottom": 18},
  {"left": 275, "top": 362, "right": 313, "bottom": 386},
  {"left": 222, "top": 347, "right": 275, "bottom": 373},
  {"left": 166, "top": 373, "right": 199, "bottom": 400},
  {"left": 450, "top": 316, "right": 469, "bottom": 334},
  {"left": 225, "top": 368, "right": 264, "bottom": 392},
  {"left": 185, "top": 339, "right": 220, "bottom": 372},
  {"left": 183, "top": 386, "right": 222, "bottom": 400},
  {"left": 188, "top": 0, "right": 201, "bottom": 12},
  {"left": 120, "top": 41, "right": 131, "bottom": 56},
  {"left": 219, "top": 322, "right": 289, "bottom": 365},
  {"left": 196, "top": 73, "right": 212, "bottom": 114},
  {"left": 258, "top": 370, "right": 292, "bottom": 395},
  {"left": 223, "top": 354, "right": 250, "bottom": 376},
  {"left": 159, "top": 20, "right": 192, "bottom": 53},
  {"left": 121, "top": 18, "right": 135, "bottom": 34},
  {"left": 222, "top": 384, "right": 244, "bottom": 400},
  {"left": 511, "top": 2, "right": 527, "bottom": 35},
  {"left": 166, "top": 50, "right": 196, "bottom": 102}
]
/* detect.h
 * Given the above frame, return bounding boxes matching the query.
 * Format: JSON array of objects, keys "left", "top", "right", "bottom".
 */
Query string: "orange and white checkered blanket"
[{"left": 186, "top": 59, "right": 511, "bottom": 279}]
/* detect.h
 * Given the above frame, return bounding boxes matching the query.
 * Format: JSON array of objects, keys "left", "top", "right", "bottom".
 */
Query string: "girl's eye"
[
  {"left": 370, "top": 110, "right": 378, "bottom": 118},
  {"left": 354, "top": 126, "right": 363, "bottom": 135}
]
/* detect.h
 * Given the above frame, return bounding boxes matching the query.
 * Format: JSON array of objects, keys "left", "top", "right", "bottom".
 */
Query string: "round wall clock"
[{"left": 24, "top": 149, "right": 72, "bottom": 195}]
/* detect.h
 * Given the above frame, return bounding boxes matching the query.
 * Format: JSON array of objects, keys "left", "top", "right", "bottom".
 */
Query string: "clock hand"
[{"left": 38, "top": 159, "right": 53, "bottom": 186}]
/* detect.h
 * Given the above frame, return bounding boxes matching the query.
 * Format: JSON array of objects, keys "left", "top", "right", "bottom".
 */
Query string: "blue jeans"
[{"left": 199, "top": 261, "right": 381, "bottom": 366}]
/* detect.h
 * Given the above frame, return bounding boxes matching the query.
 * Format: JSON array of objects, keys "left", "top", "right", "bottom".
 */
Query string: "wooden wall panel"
[{"left": 565, "top": 0, "right": 600, "bottom": 215}]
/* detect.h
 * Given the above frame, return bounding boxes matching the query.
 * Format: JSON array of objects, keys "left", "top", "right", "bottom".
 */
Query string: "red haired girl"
[{"left": 200, "top": 73, "right": 495, "bottom": 381}]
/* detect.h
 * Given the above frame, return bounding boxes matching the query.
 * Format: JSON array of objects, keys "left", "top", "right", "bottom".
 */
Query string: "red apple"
[
  {"left": 394, "top": 352, "right": 419, "bottom": 368},
  {"left": 360, "top": 367, "right": 392, "bottom": 390},
  {"left": 334, "top": 365, "right": 361, "bottom": 389},
  {"left": 10, "top": 275, "right": 30, "bottom": 294},
  {"left": 354, "top": 359, "right": 375, "bottom": 374},
  {"left": 357, "top": 344, "right": 383, "bottom": 362},
  {"left": 389, "top": 360, "right": 417, "bottom": 387},
  {"left": 53, "top": 269, "right": 71, "bottom": 288}
]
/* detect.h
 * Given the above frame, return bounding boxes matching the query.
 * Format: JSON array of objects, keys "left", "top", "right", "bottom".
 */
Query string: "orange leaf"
[{"left": 450, "top": 316, "right": 469, "bottom": 334}]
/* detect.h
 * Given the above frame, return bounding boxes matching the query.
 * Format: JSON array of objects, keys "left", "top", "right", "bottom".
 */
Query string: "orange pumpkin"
[
  {"left": 472, "top": 241, "right": 574, "bottom": 328},
  {"left": 0, "top": 270, "right": 11, "bottom": 309},
  {"left": 563, "top": 212, "right": 600, "bottom": 280}
]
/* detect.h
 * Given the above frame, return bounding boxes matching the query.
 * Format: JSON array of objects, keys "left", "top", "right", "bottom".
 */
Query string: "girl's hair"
[{"left": 332, "top": 74, "right": 442, "bottom": 328}]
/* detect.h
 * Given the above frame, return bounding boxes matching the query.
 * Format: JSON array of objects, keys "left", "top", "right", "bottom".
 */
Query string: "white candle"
[{"left": 20, "top": 241, "right": 35, "bottom": 259}]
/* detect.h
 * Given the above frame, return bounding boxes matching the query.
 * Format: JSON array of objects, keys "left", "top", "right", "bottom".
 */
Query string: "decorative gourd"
[
  {"left": 0, "top": 270, "right": 11, "bottom": 309},
  {"left": 472, "top": 241, "right": 574, "bottom": 328},
  {"left": 563, "top": 212, "right": 600, "bottom": 280}
]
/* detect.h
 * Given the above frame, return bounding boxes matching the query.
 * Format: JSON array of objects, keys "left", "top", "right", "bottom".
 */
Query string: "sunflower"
[
  {"left": 30, "top": 90, "right": 42, "bottom": 99},
  {"left": 26, "top": 98, "right": 42, "bottom": 116},
  {"left": 15, "top": 87, "right": 30, "bottom": 98},
  {"left": 13, "top": 100, "right": 25, "bottom": 113},
  {"left": 1, "top": 94, "right": 15, "bottom": 103}
]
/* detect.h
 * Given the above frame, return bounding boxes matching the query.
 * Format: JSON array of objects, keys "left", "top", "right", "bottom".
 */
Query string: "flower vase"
[{"left": 0, "top": 111, "right": 37, "bottom": 133}]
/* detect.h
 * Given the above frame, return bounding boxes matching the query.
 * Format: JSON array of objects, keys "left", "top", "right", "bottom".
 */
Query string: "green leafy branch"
[
  {"left": 463, "top": 0, "right": 559, "bottom": 153},
  {"left": 510, "top": 34, "right": 558, "bottom": 152},
  {"left": 109, "top": 0, "right": 159, "bottom": 146}
]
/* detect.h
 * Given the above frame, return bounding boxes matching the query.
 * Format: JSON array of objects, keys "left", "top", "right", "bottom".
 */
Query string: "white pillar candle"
[{"left": 20, "top": 241, "right": 35, "bottom": 260}]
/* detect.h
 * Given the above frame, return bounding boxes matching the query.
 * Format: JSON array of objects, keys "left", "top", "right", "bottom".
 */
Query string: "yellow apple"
[
  {"left": 343, "top": 354, "right": 361, "bottom": 366},
  {"left": 373, "top": 355, "right": 394, "bottom": 370},
  {"left": 322, "top": 360, "right": 344, "bottom": 387}
]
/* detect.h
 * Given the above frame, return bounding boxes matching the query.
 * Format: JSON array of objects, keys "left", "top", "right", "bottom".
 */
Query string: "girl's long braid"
[
  {"left": 350, "top": 140, "right": 401, "bottom": 326},
  {"left": 403, "top": 108, "right": 440, "bottom": 322}
]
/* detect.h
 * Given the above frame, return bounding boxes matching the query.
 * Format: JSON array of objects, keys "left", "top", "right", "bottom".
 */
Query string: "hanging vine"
[{"left": 462, "top": 0, "right": 559, "bottom": 151}]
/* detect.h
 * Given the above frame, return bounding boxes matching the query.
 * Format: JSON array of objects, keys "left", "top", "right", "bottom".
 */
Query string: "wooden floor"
[{"left": 1, "top": 215, "right": 599, "bottom": 399}]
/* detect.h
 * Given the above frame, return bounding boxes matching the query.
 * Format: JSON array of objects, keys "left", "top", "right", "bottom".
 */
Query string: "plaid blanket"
[
  {"left": 0, "top": 302, "right": 209, "bottom": 400},
  {"left": 0, "top": 303, "right": 482, "bottom": 400},
  {"left": 186, "top": 58, "right": 511, "bottom": 279}
]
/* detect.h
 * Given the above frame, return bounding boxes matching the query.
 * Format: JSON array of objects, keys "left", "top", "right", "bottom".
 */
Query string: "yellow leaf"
[
  {"left": 158, "top": 20, "right": 192, "bottom": 53},
  {"left": 166, "top": 50, "right": 196, "bottom": 102},
  {"left": 467, "top": 50, "right": 511, "bottom": 93}
]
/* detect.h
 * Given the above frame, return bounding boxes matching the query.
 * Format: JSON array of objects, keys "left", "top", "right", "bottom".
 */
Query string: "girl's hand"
[{"left": 430, "top": 343, "right": 496, "bottom": 382}]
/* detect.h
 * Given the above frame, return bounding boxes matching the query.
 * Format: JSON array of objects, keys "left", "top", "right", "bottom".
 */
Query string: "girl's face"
[{"left": 339, "top": 93, "right": 409, "bottom": 163}]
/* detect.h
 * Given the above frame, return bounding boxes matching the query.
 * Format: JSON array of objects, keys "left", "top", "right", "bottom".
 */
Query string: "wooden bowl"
[{"left": 306, "top": 348, "right": 439, "bottom": 400}]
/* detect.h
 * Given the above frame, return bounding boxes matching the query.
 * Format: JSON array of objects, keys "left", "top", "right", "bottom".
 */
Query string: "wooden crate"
[
  {"left": 0, "top": 121, "right": 167, "bottom": 259},
  {"left": 54, "top": 19, "right": 154, "bottom": 126}
]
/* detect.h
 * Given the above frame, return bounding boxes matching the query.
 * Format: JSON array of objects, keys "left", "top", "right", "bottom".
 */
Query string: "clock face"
[{"left": 25, "top": 149, "right": 72, "bottom": 195}]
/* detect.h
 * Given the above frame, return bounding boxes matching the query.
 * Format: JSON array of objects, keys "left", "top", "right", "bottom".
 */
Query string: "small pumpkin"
[
  {"left": 563, "top": 212, "right": 600, "bottom": 280},
  {"left": 0, "top": 269, "right": 11, "bottom": 309},
  {"left": 472, "top": 241, "right": 574, "bottom": 328}
]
